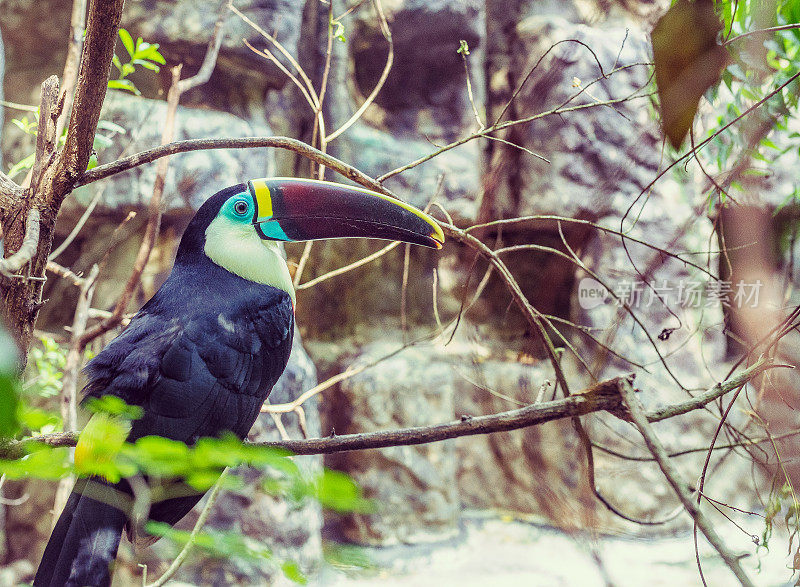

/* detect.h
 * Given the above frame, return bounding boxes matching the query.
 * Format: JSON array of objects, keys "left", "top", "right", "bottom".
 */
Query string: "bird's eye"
[{"left": 233, "top": 200, "right": 249, "bottom": 216}]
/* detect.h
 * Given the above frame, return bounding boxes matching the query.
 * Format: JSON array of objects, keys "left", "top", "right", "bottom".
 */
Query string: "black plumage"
[{"left": 34, "top": 187, "right": 294, "bottom": 587}]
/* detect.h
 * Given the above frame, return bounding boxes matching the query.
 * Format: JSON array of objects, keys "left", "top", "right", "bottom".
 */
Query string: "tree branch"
[
  {"left": 30, "top": 76, "right": 60, "bottom": 194},
  {"left": 0, "top": 209, "right": 40, "bottom": 277},
  {"left": 57, "top": 0, "right": 125, "bottom": 187},
  {"left": 176, "top": 2, "right": 227, "bottom": 94},
  {"left": 78, "top": 65, "right": 184, "bottom": 349},
  {"left": 0, "top": 173, "right": 24, "bottom": 209},
  {"left": 1, "top": 360, "right": 775, "bottom": 460},
  {"left": 618, "top": 379, "right": 755, "bottom": 587},
  {"left": 56, "top": 0, "right": 89, "bottom": 141},
  {"left": 76, "top": 136, "right": 385, "bottom": 191}
]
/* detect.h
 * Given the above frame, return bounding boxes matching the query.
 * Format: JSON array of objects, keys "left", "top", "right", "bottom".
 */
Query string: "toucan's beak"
[{"left": 247, "top": 178, "right": 444, "bottom": 249}]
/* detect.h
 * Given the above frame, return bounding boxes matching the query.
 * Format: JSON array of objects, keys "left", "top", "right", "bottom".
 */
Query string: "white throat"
[{"left": 204, "top": 215, "right": 295, "bottom": 303}]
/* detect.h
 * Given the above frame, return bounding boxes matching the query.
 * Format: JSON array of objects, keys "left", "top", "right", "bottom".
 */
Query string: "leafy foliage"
[
  {"left": 690, "top": 0, "right": 800, "bottom": 203},
  {"left": 5, "top": 29, "right": 151, "bottom": 179},
  {"left": 109, "top": 28, "right": 166, "bottom": 95}
]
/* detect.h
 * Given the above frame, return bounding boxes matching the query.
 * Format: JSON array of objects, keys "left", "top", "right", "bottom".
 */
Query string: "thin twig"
[
  {"left": 722, "top": 23, "right": 800, "bottom": 47},
  {"left": 77, "top": 65, "right": 184, "bottom": 348},
  {"left": 146, "top": 468, "right": 230, "bottom": 587},
  {"left": 292, "top": 241, "right": 314, "bottom": 287},
  {"left": 618, "top": 379, "right": 755, "bottom": 587},
  {"left": 49, "top": 187, "right": 104, "bottom": 261},
  {"left": 176, "top": 2, "right": 227, "bottom": 94},
  {"left": 46, "top": 260, "right": 85, "bottom": 287},
  {"left": 229, "top": 3, "right": 318, "bottom": 106},
  {"left": 326, "top": 0, "right": 393, "bottom": 142},
  {"left": 295, "top": 241, "right": 400, "bottom": 290},
  {"left": 52, "top": 262, "right": 99, "bottom": 523}
]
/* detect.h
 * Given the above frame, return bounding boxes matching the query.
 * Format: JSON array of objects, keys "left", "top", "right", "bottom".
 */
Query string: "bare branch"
[
  {"left": 326, "top": 0, "right": 393, "bottom": 142},
  {"left": 77, "top": 136, "right": 387, "bottom": 192},
  {"left": 46, "top": 260, "right": 85, "bottom": 287},
  {"left": 62, "top": 263, "right": 100, "bottom": 431},
  {"left": 5, "top": 360, "right": 776, "bottom": 460},
  {"left": 723, "top": 23, "right": 800, "bottom": 47},
  {"left": 146, "top": 468, "right": 230, "bottom": 587},
  {"left": 56, "top": 0, "right": 89, "bottom": 140},
  {"left": 176, "top": 2, "right": 227, "bottom": 93},
  {"left": 78, "top": 65, "right": 184, "bottom": 349},
  {"left": 229, "top": 3, "right": 319, "bottom": 106},
  {"left": 618, "top": 379, "right": 755, "bottom": 587},
  {"left": 58, "top": 0, "right": 125, "bottom": 186},
  {"left": 0, "top": 209, "right": 40, "bottom": 277},
  {"left": 378, "top": 65, "right": 651, "bottom": 182}
]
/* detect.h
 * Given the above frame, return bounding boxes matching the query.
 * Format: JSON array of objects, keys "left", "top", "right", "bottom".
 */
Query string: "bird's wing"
[
  {"left": 81, "top": 285, "right": 293, "bottom": 544},
  {"left": 83, "top": 287, "right": 294, "bottom": 443}
]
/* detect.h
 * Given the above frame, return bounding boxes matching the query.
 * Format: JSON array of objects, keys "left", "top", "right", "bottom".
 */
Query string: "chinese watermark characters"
[{"left": 577, "top": 277, "right": 762, "bottom": 310}]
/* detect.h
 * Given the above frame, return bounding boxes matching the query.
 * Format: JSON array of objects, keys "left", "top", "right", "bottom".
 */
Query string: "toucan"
[{"left": 33, "top": 178, "right": 444, "bottom": 587}]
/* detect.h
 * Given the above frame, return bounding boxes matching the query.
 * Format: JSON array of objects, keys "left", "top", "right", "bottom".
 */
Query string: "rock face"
[
  {"left": 324, "top": 340, "right": 461, "bottom": 545},
  {"left": 123, "top": 0, "right": 306, "bottom": 110},
  {"left": 484, "top": 16, "right": 659, "bottom": 220}
]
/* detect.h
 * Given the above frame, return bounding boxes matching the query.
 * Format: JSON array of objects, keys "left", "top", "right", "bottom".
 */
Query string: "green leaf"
[
  {"left": 74, "top": 412, "right": 133, "bottom": 482},
  {"left": 119, "top": 28, "right": 135, "bottom": 58},
  {"left": 86, "top": 153, "right": 99, "bottom": 171},
  {"left": 147, "top": 521, "right": 276, "bottom": 561},
  {"left": 85, "top": 395, "right": 143, "bottom": 420},
  {"left": 107, "top": 79, "right": 140, "bottom": 95},
  {"left": 457, "top": 39, "right": 470, "bottom": 55},
  {"left": 133, "top": 59, "right": 161, "bottom": 72},
  {"left": 315, "top": 469, "right": 373, "bottom": 513},
  {"left": 20, "top": 406, "right": 61, "bottom": 433},
  {"left": 112, "top": 54, "right": 123, "bottom": 73},
  {"left": 120, "top": 63, "right": 136, "bottom": 78},
  {"left": 185, "top": 470, "right": 222, "bottom": 492},
  {"left": 0, "top": 446, "right": 72, "bottom": 480},
  {"left": 10, "top": 116, "right": 37, "bottom": 135},
  {"left": 0, "top": 374, "right": 20, "bottom": 439},
  {"left": 136, "top": 44, "right": 166, "bottom": 64},
  {"left": 7, "top": 152, "right": 36, "bottom": 180},
  {"left": 329, "top": 18, "right": 346, "bottom": 43},
  {"left": 282, "top": 561, "right": 307, "bottom": 585}
]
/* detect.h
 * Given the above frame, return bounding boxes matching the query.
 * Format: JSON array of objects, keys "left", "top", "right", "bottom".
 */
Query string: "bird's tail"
[{"left": 34, "top": 478, "right": 129, "bottom": 587}]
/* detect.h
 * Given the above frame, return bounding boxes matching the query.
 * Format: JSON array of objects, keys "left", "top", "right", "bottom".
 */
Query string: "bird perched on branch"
[{"left": 34, "top": 178, "right": 443, "bottom": 587}]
